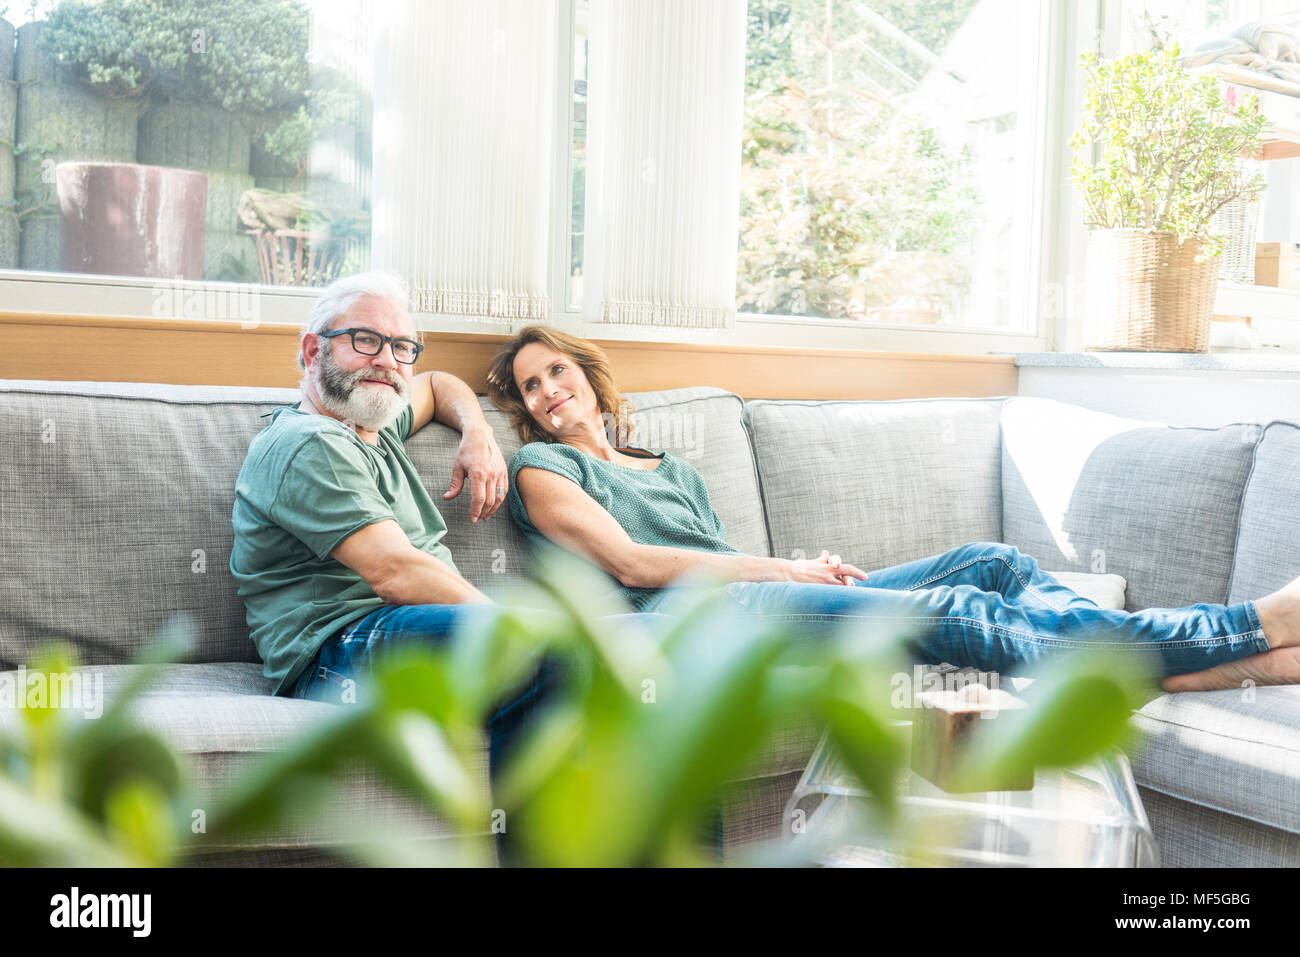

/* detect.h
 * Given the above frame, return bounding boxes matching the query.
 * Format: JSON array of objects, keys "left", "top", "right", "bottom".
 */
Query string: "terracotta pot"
[
  {"left": 56, "top": 162, "right": 208, "bottom": 280},
  {"left": 866, "top": 306, "right": 943, "bottom": 325}
]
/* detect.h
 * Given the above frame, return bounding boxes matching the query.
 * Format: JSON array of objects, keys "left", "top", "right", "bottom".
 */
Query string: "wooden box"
[
  {"left": 910, "top": 684, "right": 1033, "bottom": 793},
  {"left": 1255, "top": 242, "right": 1300, "bottom": 288}
]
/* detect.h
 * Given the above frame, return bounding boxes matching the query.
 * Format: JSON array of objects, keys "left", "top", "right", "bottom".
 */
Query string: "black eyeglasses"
[{"left": 318, "top": 327, "right": 424, "bottom": 364}]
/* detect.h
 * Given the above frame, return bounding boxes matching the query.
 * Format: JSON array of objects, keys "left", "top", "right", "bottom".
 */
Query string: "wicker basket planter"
[
  {"left": 1085, "top": 229, "right": 1221, "bottom": 353},
  {"left": 1210, "top": 196, "right": 1261, "bottom": 284}
]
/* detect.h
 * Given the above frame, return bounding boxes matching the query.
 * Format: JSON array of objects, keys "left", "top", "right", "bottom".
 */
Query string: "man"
[{"left": 231, "top": 271, "right": 510, "bottom": 701}]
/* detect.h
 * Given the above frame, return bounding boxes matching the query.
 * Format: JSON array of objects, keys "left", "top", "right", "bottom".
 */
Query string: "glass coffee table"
[{"left": 784, "top": 726, "right": 1159, "bottom": 867}]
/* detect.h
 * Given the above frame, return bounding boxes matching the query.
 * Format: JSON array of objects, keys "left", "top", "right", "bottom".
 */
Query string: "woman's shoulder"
[{"left": 510, "top": 441, "right": 588, "bottom": 479}]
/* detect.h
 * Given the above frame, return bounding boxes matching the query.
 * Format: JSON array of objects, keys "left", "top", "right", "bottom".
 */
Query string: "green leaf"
[
  {"left": 104, "top": 778, "right": 180, "bottom": 867},
  {"left": 950, "top": 652, "right": 1143, "bottom": 790},
  {"left": 0, "top": 775, "right": 139, "bottom": 867}
]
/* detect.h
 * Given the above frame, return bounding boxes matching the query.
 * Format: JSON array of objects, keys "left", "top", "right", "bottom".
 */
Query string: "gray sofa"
[{"left": 0, "top": 378, "right": 1296, "bottom": 867}]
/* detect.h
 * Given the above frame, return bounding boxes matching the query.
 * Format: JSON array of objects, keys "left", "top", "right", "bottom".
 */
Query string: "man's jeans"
[
  {"left": 288, "top": 541, "right": 1270, "bottom": 857},
  {"left": 289, "top": 603, "right": 673, "bottom": 864},
  {"left": 289, "top": 604, "right": 662, "bottom": 781}
]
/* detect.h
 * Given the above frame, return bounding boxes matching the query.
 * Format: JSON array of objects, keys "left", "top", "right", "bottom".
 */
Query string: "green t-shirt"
[
  {"left": 231, "top": 402, "right": 459, "bottom": 695},
  {"left": 507, "top": 441, "right": 741, "bottom": 611}
]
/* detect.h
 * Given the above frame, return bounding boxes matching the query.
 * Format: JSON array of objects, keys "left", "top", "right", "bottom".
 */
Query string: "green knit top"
[{"left": 507, "top": 441, "right": 742, "bottom": 611}]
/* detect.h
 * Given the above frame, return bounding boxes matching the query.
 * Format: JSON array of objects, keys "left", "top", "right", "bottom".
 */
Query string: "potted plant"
[
  {"left": 1070, "top": 44, "right": 1267, "bottom": 352},
  {"left": 33, "top": 0, "right": 313, "bottom": 279},
  {"left": 238, "top": 187, "right": 368, "bottom": 287}
]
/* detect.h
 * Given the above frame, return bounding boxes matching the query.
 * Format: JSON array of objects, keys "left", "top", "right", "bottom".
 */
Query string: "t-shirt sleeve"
[
  {"left": 509, "top": 442, "right": 585, "bottom": 485},
  {"left": 507, "top": 443, "right": 586, "bottom": 533},
  {"left": 269, "top": 432, "right": 398, "bottom": 560}
]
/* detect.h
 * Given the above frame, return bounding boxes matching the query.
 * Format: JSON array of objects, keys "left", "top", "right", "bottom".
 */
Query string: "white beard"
[{"left": 313, "top": 346, "right": 410, "bottom": 432}]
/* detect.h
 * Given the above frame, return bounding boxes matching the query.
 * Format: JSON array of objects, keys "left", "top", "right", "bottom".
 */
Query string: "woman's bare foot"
[
  {"left": 1254, "top": 574, "right": 1300, "bottom": 650},
  {"left": 1161, "top": 646, "right": 1300, "bottom": 693}
]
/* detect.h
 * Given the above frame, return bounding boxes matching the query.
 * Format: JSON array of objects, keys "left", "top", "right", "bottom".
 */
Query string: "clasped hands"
[{"left": 790, "top": 549, "right": 868, "bottom": 586}]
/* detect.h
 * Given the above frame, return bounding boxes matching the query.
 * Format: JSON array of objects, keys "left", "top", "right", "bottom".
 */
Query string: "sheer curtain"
[
  {"left": 586, "top": 0, "right": 746, "bottom": 328},
  {"left": 372, "top": 0, "right": 556, "bottom": 319}
]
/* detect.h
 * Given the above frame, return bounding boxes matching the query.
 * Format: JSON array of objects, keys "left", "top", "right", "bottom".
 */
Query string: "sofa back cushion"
[
  {"left": 1228, "top": 421, "right": 1300, "bottom": 603},
  {"left": 743, "top": 398, "right": 1005, "bottom": 570},
  {"left": 0, "top": 380, "right": 766, "bottom": 669},
  {"left": 1000, "top": 397, "right": 1258, "bottom": 611},
  {"left": 412, "top": 386, "right": 770, "bottom": 578},
  {"left": 623, "top": 387, "right": 770, "bottom": 558},
  {"left": 0, "top": 380, "right": 299, "bottom": 668}
]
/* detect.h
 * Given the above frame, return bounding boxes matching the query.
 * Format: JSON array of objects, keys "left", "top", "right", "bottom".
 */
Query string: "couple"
[{"left": 232, "top": 273, "right": 1300, "bottom": 755}]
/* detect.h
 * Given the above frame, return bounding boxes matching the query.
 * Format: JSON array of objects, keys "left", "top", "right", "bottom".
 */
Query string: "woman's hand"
[{"left": 786, "top": 550, "right": 868, "bottom": 586}]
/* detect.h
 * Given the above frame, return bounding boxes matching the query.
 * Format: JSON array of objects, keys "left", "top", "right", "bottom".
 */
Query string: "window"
[
  {"left": 569, "top": 0, "right": 589, "bottom": 310},
  {"left": 4, "top": 0, "right": 1065, "bottom": 353},
  {"left": 1110, "top": 1, "right": 1300, "bottom": 348},
  {"left": 2, "top": 0, "right": 371, "bottom": 294},
  {"left": 734, "top": 0, "right": 1048, "bottom": 331}
]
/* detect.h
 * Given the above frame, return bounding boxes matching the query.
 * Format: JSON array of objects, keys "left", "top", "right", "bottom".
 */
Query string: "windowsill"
[
  {"left": 1010, "top": 351, "right": 1300, "bottom": 373},
  {"left": 0, "top": 270, "right": 1048, "bottom": 355}
]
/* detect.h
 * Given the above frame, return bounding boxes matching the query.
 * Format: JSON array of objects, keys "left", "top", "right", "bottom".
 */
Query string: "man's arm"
[
  {"left": 407, "top": 371, "right": 508, "bottom": 523},
  {"left": 331, "top": 518, "right": 491, "bottom": 605}
]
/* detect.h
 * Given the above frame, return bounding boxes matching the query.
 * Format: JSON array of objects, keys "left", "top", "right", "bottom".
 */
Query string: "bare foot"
[
  {"left": 1161, "top": 646, "right": 1300, "bottom": 693},
  {"left": 1254, "top": 574, "right": 1300, "bottom": 650}
]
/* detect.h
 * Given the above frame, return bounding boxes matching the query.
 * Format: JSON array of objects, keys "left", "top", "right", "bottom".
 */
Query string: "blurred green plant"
[
  {"left": 0, "top": 553, "right": 1148, "bottom": 868},
  {"left": 1070, "top": 44, "right": 1268, "bottom": 260}
]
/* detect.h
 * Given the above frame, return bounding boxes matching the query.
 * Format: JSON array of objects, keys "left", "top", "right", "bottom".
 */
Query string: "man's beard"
[{"left": 313, "top": 346, "right": 410, "bottom": 432}]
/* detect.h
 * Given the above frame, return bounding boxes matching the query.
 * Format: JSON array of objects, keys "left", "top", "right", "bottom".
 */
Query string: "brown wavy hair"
[{"left": 486, "top": 325, "right": 635, "bottom": 447}]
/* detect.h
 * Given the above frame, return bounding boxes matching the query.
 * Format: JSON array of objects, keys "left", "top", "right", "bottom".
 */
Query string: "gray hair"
[{"left": 298, "top": 271, "right": 414, "bottom": 371}]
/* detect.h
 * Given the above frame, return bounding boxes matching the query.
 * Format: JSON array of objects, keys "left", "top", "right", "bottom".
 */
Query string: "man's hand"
[{"left": 445, "top": 428, "right": 509, "bottom": 522}]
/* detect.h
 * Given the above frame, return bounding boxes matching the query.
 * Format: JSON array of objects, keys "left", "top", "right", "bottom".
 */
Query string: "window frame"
[{"left": 0, "top": 0, "right": 1095, "bottom": 356}]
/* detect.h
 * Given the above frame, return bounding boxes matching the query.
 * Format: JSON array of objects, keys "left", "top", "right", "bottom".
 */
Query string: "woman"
[{"left": 486, "top": 325, "right": 1300, "bottom": 693}]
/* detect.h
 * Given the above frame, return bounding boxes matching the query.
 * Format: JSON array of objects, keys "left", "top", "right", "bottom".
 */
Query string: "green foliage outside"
[
  {"left": 739, "top": 0, "right": 982, "bottom": 320},
  {"left": 0, "top": 549, "right": 1148, "bottom": 868},
  {"left": 1070, "top": 44, "right": 1268, "bottom": 259},
  {"left": 37, "top": 0, "right": 358, "bottom": 174}
]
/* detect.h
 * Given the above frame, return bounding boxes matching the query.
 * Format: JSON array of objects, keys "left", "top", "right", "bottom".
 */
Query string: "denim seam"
[
  {"left": 905, "top": 553, "right": 1068, "bottom": 612},
  {"left": 742, "top": 611, "right": 1266, "bottom": 650}
]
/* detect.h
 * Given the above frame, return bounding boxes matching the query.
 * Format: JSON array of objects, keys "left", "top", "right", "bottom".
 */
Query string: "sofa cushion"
[
  {"left": 1046, "top": 570, "right": 1129, "bottom": 609},
  {"left": 1000, "top": 397, "right": 1258, "bottom": 611},
  {"left": 1228, "top": 421, "right": 1300, "bottom": 603},
  {"left": 1129, "top": 687, "right": 1300, "bottom": 836},
  {"left": 403, "top": 396, "right": 531, "bottom": 586},
  {"left": 627, "top": 388, "right": 770, "bottom": 559},
  {"left": 1139, "top": 786, "right": 1300, "bottom": 868},
  {"left": 743, "top": 398, "right": 1005, "bottom": 571},
  {"left": 0, "top": 379, "right": 768, "bottom": 672},
  {"left": 0, "top": 662, "right": 479, "bottom": 855},
  {"left": 0, "top": 380, "right": 300, "bottom": 668}
]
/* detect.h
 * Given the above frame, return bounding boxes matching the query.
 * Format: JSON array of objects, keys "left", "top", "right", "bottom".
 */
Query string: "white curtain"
[
  {"left": 372, "top": 0, "right": 556, "bottom": 319},
  {"left": 587, "top": 0, "right": 746, "bottom": 328}
]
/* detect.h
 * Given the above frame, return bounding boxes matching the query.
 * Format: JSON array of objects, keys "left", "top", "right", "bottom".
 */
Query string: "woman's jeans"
[
  {"left": 650, "top": 541, "right": 1270, "bottom": 677},
  {"left": 288, "top": 541, "right": 1270, "bottom": 858}
]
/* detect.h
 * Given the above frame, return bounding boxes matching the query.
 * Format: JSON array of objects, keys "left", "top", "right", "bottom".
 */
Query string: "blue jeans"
[
  {"left": 643, "top": 542, "right": 1268, "bottom": 678},
  {"left": 289, "top": 604, "right": 666, "bottom": 777},
  {"left": 288, "top": 603, "right": 693, "bottom": 863},
  {"left": 288, "top": 541, "right": 1269, "bottom": 861}
]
